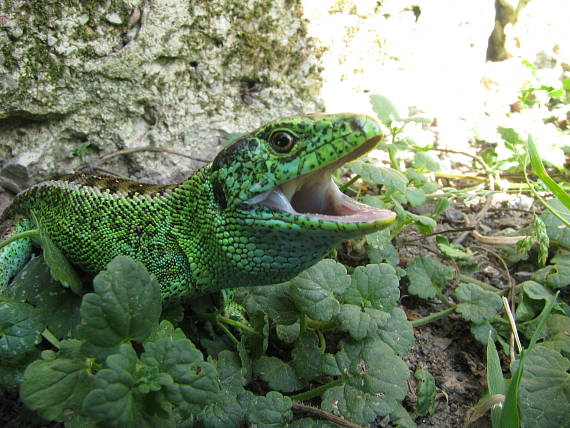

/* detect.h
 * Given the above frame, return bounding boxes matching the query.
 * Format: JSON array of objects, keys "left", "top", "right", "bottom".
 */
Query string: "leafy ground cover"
[{"left": 0, "top": 63, "right": 569, "bottom": 427}]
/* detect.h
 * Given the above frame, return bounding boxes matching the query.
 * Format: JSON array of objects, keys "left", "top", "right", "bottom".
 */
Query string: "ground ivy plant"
[{"left": 0, "top": 251, "right": 415, "bottom": 427}]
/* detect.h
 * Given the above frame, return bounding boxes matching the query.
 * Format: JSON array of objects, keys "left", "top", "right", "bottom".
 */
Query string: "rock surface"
[{"left": 0, "top": 0, "right": 322, "bottom": 190}]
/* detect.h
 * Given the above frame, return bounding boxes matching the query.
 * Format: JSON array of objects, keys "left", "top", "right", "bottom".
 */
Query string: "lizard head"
[{"left": 210, "top": 113, "right": 396, "bottom": 235}]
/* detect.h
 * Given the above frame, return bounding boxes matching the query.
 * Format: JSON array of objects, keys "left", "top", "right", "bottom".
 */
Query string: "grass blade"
[
  {"left": 487, "top": 333, "right": 505, "bottom": 427},
  {"left": 500, "top": 351, "right": 524, "bottom": 428},
  {"left": 527, "top": 135, "right": 570, "bottom": 211}
]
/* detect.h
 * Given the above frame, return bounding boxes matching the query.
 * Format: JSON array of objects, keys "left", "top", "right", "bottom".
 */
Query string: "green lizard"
[{"left": 0, "top": 113, "right": 395, "bottom": 299}]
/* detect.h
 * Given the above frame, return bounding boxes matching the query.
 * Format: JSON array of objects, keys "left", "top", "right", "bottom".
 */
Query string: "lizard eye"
[{"left": 270, "top": 131, "right": 296, "bottom": 153}]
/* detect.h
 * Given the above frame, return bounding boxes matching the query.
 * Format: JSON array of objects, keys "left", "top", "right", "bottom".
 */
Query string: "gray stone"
[{"left": 0, "top": 0, "right": 322, "bottom": 188}]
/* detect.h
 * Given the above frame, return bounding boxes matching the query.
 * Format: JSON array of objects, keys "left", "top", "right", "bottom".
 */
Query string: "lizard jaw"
[
  {"left": 244, "top": 136, "right": 395, "bottom": 225},
  {"left": 245, "top": 174, "right": 394, "bottom": 223}
]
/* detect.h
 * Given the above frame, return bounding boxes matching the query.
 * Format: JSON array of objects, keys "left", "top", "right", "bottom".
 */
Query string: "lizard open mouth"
[{"left": 245, "top": 136, "right": 396, "bottom": 225}]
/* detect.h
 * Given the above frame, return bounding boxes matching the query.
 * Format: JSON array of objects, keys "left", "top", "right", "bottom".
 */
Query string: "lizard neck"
[
  {"left": 167, "top": 166, "right": 227, "bottom": 294},
  {"left": 166, "top": 166, "right": 343, "bottom": 295}
]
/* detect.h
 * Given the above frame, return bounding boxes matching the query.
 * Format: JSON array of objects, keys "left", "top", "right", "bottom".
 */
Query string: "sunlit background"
[{"left": 301, "top": 0, "right": 570, "bottom": 165}]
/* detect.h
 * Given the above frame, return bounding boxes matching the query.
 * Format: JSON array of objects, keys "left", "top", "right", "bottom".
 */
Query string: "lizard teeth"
[{"left": 245, "top": 189, "right": 296, "bottom": 214}]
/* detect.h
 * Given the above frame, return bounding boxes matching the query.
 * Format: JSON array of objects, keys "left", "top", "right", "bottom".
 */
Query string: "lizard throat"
[{"left": 244, "top": 136, "right": 395, "bottom": 224}]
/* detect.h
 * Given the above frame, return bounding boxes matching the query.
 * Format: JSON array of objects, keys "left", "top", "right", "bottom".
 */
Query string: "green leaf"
[
  {"left": 413, "top": 151, "right": 440, "bottom": 171},
  {"left": 486, "top": 334, "right": 505, "bottom": 427},
  {"left": 365, "top": 229, "right": 391, "bottom": 249},
  {"left": 395, "top": 205, "right": 437, "bottom": 234},
  {"left": 542, "top": 314, "right": 570, "bottom": 353},
  {"left": 377, "top": 308, "right": 415, "bottom": 356},
  {"left": 501, "top": 349, "right": 524, "bottom": 428},
  {"left": 528, "top": 291, "right": 559, "bottom": 351},
  {"left": 415, "top": 369, "right": 436, "bottom": 416},
  {"left": 454, "top": 283, "right": 502, "bottom": 324},
  {"left": 141, "top": 336, "right": 222, "bottom": 409},
  {"left": 405, "top": 188, "right": 427, "bottom": 207},
  {"left": 63, "top": 415, "right": 98, "bottom": 428},
  {"left": 389, "top": 404, "right": 417, "bottom": 428},
  {"left": 0, "top": 349, "right": 40, "bottom": 392},
  {"left": 532, "top": 250, "right": 570, "bottom": 288},
  {"left": 370, "top": 94, "right": 401, "bottom": 125},
  {"left": 407, "top": 212, "right": 437, "bottom": 234},
  {"left": 514, "top": 346, "right": 570, "bottom": 427},
  {"left": 433, "top": 198, "right": 451, "bottom": 217},
  {"left": 321, "top": 338, "right": 409, "bottom": 425},
  {"left": 146, "top": 320, "right": 187, "bottom": 343},
  {"left": 83, "top": 344, "right": 157, "bottom": 428},
  {"left": 521, "top": 280, "right": 555, "bottom": 303},
  {"left": 200, "top": 351, "right": 247, "bottom": 426},
  {"left": 368, "top": 243, "right": 400, "bottom": 267},
  {"left": 486, "top": 335, "right": 505, "bottom": 396},
  {"left": 346, "top": 160, "right": 409, "bottom": 192},
  {"left": 517, "top": 281, "right": 555, "bottom": 323},
  {"left": 366, "top": 230, "right": 400, "bottom": 266},
  {"left": 498, "top": 127, "right": 524, "bottom": 148},
  {"left": 38, "top": 228, "right": 83, "bottom": 294},
  {"left": 290, "top": 331, "right": 323, "bottom": 382},
  {"left": 343, "top": 264, "right": 400, "bottom": 311},
  {"left": 406, "top": 256, "right": 455, "bottom": 299},
  {"left": 0, "top": 300, "right": 43, "bottom": 359},
  {"left": 276, "top": 322, "right": 300, "bottom": 343},
  {"left": 199, "top": 394, "right": 245, "bottom": 428},
  {"left": 236, "top": 339, "right": 252, "bottom": 383},
  {"left": 246, "top": 391, "right": 293, "bottom": 427},
  {"left": 78, "top": 256, "right": 162, "bottom": 361},
  {"left": 245, "top": 310, "right": 269, "bottom": 359},
  {"left": 217, "top": 350, "right": 247, "bottom": 393},
  {"left": 242, "top": 284, "right": 299, "bottom": 325},
  {"left": 254, "top": 356, "right": 304, "bottom": 393},
  {"left": 471, "top": 322, "right": 510, "bottom": 354},
  {"left": 338, "top": 304, "right": 389, "bottom": 340},
  {"left": 21, "top": 340, "right": 95, "bottom": 422},
  {"left": 287, "top": 260, "right": 350, "bottom": 322},
  {"left": 8, "top": 255, "right": 81, "bottom": 338},
  {"left": 435, "top": 236, "right": 471, "bottom": 261},
  {"left": 541, "top": 199, "right": 570, "bottom": 247}
]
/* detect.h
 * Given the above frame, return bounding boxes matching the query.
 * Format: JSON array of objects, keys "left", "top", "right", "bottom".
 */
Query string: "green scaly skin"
[{"left": 0, "top": 113, "right": 395, "bottom": 299}]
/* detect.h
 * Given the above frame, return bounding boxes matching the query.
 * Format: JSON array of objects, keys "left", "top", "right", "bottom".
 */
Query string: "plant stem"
[
  {"left": 217, "top": 322, "right": 240, "bottom": 345},
  {"left": 411, "top": 306, "right": 457, "bottom": 327},
  {"left": 435, "top": 288, "right": 453, "bottom": 307},
  {"left": 198, "top": 313, "right": 259, "bottom": 336},
  {"left": 0, "top": 229, "right": 40, "bottom": 251},
  {"left": 339, "top": 175, "right": 360, "bottom": 191},
  {"left": 300, "top": 314, "right": 307, "bottom": 333},
  {"left": 292, "top": 402, "right": 365, "bottom": 428},
  {"left": 215, "top": 314, "right": 259, "bottom": 335},
  {"left": 459, "top": 274, "right": 503, "bottom": 293},
  {"left": 305, "top": 317, "right": 336, "bottom": 331},
  {"left": 289, "top": 378, "right": 344, "bottom": 402},
  {"left": 435, "top": 172, "right": 488, "bottom": 182}
]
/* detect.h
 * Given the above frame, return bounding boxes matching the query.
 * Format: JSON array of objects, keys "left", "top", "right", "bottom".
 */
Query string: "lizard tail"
[{"left": 0, "top": 217, "right": 35, "bottom": 289}]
